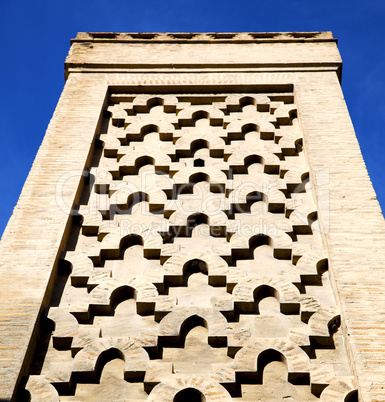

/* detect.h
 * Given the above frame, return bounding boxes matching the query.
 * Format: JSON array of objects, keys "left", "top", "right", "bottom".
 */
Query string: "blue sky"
[{"left": 1, "top": 0, "right": 384, "bottom": 236}]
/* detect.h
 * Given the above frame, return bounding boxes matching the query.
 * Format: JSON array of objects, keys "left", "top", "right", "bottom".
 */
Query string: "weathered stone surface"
[{"left": 0, "top": 32, "right": 380, "bottom": 401}]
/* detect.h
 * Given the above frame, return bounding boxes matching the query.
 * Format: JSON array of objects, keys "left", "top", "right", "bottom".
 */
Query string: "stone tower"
[{"left": 1, "top": 32, "right": 384, "bottom": 401}]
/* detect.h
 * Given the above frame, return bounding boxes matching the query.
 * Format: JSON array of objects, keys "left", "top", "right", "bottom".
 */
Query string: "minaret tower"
[{"left": 1, "top": 32, "right": 384, "bottom": 401}]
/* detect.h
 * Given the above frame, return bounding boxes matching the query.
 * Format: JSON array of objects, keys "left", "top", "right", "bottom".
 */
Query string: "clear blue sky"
[{"left": 1, "top": 0, "right": 384, "bottom": 237}]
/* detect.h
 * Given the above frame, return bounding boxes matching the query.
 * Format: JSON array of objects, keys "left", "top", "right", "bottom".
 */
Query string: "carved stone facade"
[{"left": 1, "top": 32, "right": 384, "bottom": 401}]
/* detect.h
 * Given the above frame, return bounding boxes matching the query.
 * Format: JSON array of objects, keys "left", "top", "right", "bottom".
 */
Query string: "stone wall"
[{"left": 0, "top": 33, "right": 383, "bottom": 401}]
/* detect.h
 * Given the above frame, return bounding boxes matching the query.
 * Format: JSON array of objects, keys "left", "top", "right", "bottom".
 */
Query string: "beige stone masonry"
[{"left": 0, "top": 33, "right": 383, "bottom": 401}]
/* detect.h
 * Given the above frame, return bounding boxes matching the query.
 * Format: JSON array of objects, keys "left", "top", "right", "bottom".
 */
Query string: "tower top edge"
[{"left": 72, "top": 31, "right": 336, "bottom": 43}]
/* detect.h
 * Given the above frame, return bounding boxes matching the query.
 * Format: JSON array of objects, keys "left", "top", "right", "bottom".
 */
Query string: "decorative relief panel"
[
  {"left": 24, "top": 90, "right": 357, "bottom": 400},
  {"left": 74, "top": 31, "right": 334, "bottom": 42}
]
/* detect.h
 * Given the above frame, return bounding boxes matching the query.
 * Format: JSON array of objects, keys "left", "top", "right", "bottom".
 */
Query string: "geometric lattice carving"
[{"left": 23, "top": 91, "right": 356, "bottom": 400}]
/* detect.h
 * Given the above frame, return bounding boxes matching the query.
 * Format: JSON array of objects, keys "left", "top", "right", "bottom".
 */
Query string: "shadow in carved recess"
[
  {"left": 174, "top": 387, "right": 206, "bottom": 402},
  {"left": 60, "top": 357, "right": 148, "bottom": 401},
  {"left": 232, "top": 360, "right": 318, "bottom": 401},
  {"left": 161, "top": 325, "right": 233, "bottom": 372}
]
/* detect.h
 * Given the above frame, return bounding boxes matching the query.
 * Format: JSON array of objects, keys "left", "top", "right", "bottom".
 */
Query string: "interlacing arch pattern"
[{"left": 23, "top": 91, "right": 357, "bottom": 400}]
